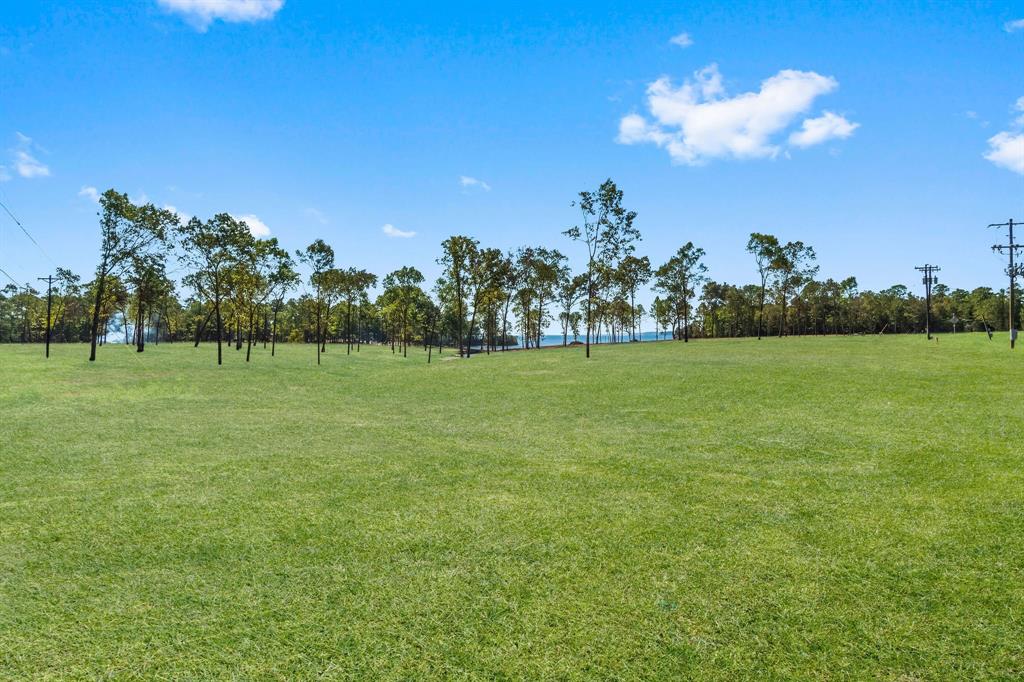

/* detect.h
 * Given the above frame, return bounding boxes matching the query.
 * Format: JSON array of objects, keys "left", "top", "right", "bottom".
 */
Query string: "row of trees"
[{"left": 1, "top": 183, "right": 1016, "bottom": 358}]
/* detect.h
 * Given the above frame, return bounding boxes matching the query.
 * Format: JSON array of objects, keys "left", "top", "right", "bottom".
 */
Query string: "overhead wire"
[{"left": 0, "top": 196, "right": 58, "bottom": 268}]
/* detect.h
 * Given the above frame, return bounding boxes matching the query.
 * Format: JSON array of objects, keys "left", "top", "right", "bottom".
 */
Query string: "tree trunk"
[
  {"left": 585, "top": 266, "right": 593, "bottom": 358},
  {"left": 271, "top": 303, "right": 279, "bottom": 357},
  {"left": 347, "top": 300, "right": 353, "bottom": 355},
  {"left": 194, "top": 306, "right": 214, "bottom": 347},
  {"left": 136, "top": 303, "right": 145, "bottom": 352},
  {"left": 246, "top": 308, "right": 254, "bottom": 362},
  {"left": 215, "top": 295, "right": 223, "bottom": 365},
  {"left": 757, "top": 279, "right": 766, "bottom": 340},
  {"left": 88, "top": 267, "right": 107, "bottom": 361}
]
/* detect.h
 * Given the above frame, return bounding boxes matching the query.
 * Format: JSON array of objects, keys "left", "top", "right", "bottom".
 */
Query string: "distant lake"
[{"left": 535, "top": 331, "right": 667, "bottom": 347}]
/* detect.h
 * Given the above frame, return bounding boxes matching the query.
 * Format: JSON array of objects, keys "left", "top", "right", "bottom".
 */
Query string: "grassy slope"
[{"left": 1, "top": 335, "right": 1022, "bottom": 679}]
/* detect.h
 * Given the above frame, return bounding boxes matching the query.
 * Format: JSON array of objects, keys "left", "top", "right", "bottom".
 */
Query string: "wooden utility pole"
[
  {"left": 914, "top": 264, "right": 940, "bottom": 340},
  {"left": 989, "top": 219, "right": 1022, "bottom": 349},
  {"left": 37, "top": 275, "right": 52, "bottom": 357}
]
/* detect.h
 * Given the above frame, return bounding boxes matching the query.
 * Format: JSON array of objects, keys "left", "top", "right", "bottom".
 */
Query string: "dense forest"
[{"left": 0, "top": 182, "right": 1014, "bottom": 357}]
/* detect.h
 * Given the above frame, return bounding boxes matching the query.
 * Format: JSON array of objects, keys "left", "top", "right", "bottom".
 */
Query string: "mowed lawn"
[{"left": 1, "top": 335, "right": 1022, "bottom": 679}]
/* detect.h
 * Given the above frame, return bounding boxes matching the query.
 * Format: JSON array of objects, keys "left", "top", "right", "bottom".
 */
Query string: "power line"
[
  {"left": 0, "top": 265, "right": 21, "bottom": 288},
  {"left": 0, "top": 197, "right": 58, "bottom": 267},
  {"left": 988, "top": 218, "right": 1022, "bottom": 350}
]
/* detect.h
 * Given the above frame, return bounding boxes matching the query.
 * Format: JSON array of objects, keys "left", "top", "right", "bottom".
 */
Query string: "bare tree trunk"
[
  {"left": 246, "top": 308, "right": 254, "bottom": 362},
  {"left": 215, "top": 295, "right": 223, "bottom": 365},
  {"left": 88, "top": 264, "right": 108, "bottom": 361},
  {"left": 194, "top": 306, "right": 214, "bottom": 347},
  {"left": 271, "top": 303, "right": 279, "bottom": 357}
]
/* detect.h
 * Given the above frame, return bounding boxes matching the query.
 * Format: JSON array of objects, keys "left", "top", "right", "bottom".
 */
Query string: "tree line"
[{"left": 0, "top": 183, "right": 1015, "bottom": 359}]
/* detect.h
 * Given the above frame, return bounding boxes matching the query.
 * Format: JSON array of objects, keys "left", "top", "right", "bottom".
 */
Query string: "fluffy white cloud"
[
  {"left": 1005, "top": 19, "right": 1024, "bottom": 32},
  {"left": 789, "top": 111, "right": 859, "bottom": 147},
  {"left": 157, "top": 0, "right": 284, "bottom": 30},
  {"left": 459, "top": 175, "right": 491, "bottom": 191},
  {"left": 669, "top": 32, "right": 693, "bottom": 48},
  {"left": 617, "top": 63, "right": 855, "bottom": 164},
  {"left": 232, "top": 213, "right": 271, "bottom": 237},
  {"left": 79, "top": 186, "right": 100, "bottom": 203},
  {"left": 984, "top": 98, "right": 1024, "bottom": 174},
  {"left": 984, "top": 132, "right": 1024, "bottom": 174},
  {"left": 382, "top": 223, "right": 415, "bottom": 238}
]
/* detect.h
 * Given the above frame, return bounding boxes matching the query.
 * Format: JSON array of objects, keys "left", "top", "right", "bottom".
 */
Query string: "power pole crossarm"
[
  {"left": 988, "top": 219, "right": 1022, "bottom": 349},
  {"left": 914, "top": 264, "right": 940, "bottom": 340}
]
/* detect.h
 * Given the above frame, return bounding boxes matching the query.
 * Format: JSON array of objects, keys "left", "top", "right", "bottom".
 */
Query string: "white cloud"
[
  {"left": 79, "top": 186, "right": 100, "bottom": 203},
  {"left": 669, "top": 32, "right": 693, "bottom": 48},
  {"left": 9, "top": 133, "right": 50, "bottom": 178},
  {"left": 788, "top": 111, "right": 860, "bottom": 147},
  {"left": 232, "top": 213, "right": 271, "bottom": 237},
  {"left": 617, "top": 63, "right": 854, "bottom": 164},
  {"left": 1005, "top": 18, "right": 1024, "bottom": 32},
  {"left": 382, "top": 223, "right": 415, "bottom": 239},
  {"left": 163, "top": 204, "right": 189, "bottom": 224},
  {"left": 304, "top": 207, "right": 328, "bottom": 224},
  {"left": 13, "top": 151, "right": 49, "bottom": 178},
  {"left": 984, "top": 132, "right": 1024, "bottom": 174},
  {"left": 983, "top": 97, "right": 1024, "bottom": 174},
  {"left": 459, "top": 175, "right": 491, "bottom": 191},
  {"left": 157, "top": 0, "right": 284, "bottom": 31}
]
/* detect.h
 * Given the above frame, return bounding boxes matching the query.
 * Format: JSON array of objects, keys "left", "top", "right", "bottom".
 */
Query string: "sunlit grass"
[{"left": 1, "top": 334, "right": 1022, "bottom": 679}]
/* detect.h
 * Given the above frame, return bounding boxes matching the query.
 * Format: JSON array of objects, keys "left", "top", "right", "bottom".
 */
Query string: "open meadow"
[{"left": 1, "top": 335, "right": 1023, "bottom": 679}]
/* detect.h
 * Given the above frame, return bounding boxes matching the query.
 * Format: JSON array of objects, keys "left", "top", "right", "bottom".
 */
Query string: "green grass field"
[{"left": 1, "top": 335, "right": 1022, "bottom": 679}]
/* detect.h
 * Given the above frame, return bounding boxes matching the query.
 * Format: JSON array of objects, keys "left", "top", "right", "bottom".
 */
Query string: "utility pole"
[
  {"left": 988, "top": 218, "right": 1023, "bottom": 349},
  {"left": 37, "top": 275, "right": 52, "bottom": 357},
  {"left": 914, "top": 264, "right": 940, "bottom": 340}
]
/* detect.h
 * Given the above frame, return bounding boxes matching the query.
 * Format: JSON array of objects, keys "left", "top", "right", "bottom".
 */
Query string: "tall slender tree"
[
  {"left": 617, "top": 255, "right": 652, "bottom": 342},
  {"left": 180, "top": 214, "right": 250, "bottom": 365},
  {"left": 655, "top": 242, "right": 708, "bottom": 343},
  {"left": 564, "top": 179, "right": 640, "bottom": 358},
  {"left": 87, "top": 190, "right": 178, "bottom": 361},
  {"left": 437, "top": 236, "right": 477, "bottom": 357},
  {"left": 746, "top": 233, "right": 781, "bottom": 341},
  {"left": 297, "top": 239, "right": 336, "bottom": 365},
  {"left": 773, "top": 241, "right": 818, "bottom": 337}
]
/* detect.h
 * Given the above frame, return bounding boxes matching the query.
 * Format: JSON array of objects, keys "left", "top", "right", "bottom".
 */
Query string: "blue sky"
[{"left": 1, "top": 1, "right": 1022, "bottom": 315}]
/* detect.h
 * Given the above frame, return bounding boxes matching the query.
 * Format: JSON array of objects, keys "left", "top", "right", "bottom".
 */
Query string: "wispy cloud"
[
  {"left": 789, "top": 111, "right": 859, "bottom": 147},
  {"left": 617, "top": 63, "right": 856, "bottom": 164},
  {"left": 232, "top": 213, "right": 271, "bottom": 237},
  {"left": 9, "top": 132, "right": 50, "bottom": 178},
  {"left": 1004, "top": 18, "right": 1024, "bottom": 32},
  {"left": 459, "top": 175, "right": 491, "bottom": 192},
  {"left": 304, "top": 207, "right": 328, "bottom": 224},
  {"left": 79, "top": 186, "right": 100, "bottom": 203},
  {"left": 669, "top": 32, "right": 693, "bottom": 48},
  {"left": 157, "top": 0, "right": 284, "bottom": 31},
  {"left": 984, "top": 97, "right": 1024, "bottom": 175},
  {"left": 382, "top": 223, "right": 415, "bottom": 239}
]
